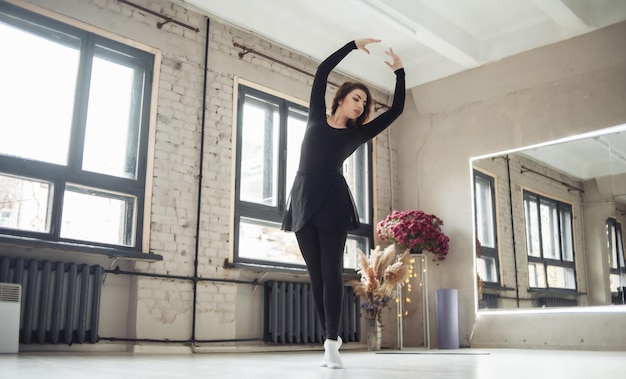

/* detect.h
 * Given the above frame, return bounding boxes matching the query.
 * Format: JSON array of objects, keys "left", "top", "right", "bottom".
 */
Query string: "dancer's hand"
[
  {"left": 384, "top": 47, "right": 403, "bottom": 71},
  {"left": 355, "top": 38, "right": 381, "bottom": 54}
]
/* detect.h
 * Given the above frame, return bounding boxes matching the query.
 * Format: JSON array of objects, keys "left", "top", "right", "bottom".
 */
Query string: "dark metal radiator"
[
  {"left": 264, "top": 280, "right": 360, "bottom": 344},
  {"left": 0, "top": 256, "right": 103, "bottom": 345},
  {"left": 539, "top": 296, "right": 578, "bottom": 307},
  {"left": 480, "top": 293, "right": 499, "bottom": 309}
]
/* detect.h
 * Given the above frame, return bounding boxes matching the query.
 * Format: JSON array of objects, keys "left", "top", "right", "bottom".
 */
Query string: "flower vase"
[{"left": 367, "top": 319, "right": 381, "bottom": 351}]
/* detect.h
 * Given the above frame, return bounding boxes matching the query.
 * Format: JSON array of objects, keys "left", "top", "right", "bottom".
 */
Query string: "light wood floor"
[{"left": 1, "top": 348, "right": 623, "bottom": 378}]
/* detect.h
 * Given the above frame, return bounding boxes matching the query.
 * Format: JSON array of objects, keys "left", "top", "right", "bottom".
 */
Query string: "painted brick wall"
[{"left": 11, "top": 0, "right": 397, "bottom": 344}]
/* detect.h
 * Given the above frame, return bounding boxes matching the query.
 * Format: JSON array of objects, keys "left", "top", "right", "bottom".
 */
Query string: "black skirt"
[{"left": 281, "top": 170, "right": 360, "bottom": 233}]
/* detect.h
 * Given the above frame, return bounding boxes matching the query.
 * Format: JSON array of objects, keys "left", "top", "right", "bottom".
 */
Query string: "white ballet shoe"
[
  {"left": 320, "top": 336, "right": 342, "bottom": 367},
  {"left": 320, "top": 337, "right": 343, "bottom": 369}
]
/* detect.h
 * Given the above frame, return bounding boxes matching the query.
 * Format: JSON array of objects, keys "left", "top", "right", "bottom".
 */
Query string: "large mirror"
[{"left": 472, "top": 124, "right": 626, "bottom": 310}]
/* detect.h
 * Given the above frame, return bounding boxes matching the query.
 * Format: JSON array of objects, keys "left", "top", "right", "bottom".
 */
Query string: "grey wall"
[{"left": 393, "top": 20, "right": 626, "bottom": 349}]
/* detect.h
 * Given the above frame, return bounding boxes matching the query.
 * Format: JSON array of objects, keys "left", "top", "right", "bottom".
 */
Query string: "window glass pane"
[
  {"left": 345, "top": 235, "right": 369, "bottom": 270},
  {"left": 0, "top": 174, "right": 52, "bottom": 233},
  {"left": 61, "top": 184, "right": 135, "bottom": 246},
  {"left": 546, "top": 265, "right": 576, "bottom": 289},
  {"left": 82, "top": 53, "right": 141, "bottom": 179},
  {"left": 528, "top": 262, "right": 546, "bottom": 288},
  {"left": 610, "top": 273, "right": 621, "bottom": 292},
  {"left": 344, "top": 144, "right": 369, "bottom": 223},
  {"left": 239, "top": 96, "right": 279, "bottom": 206},
  {"left": 615, "top": 224, "right": 626, "bottom": 272},
  {"left": 477, "top": 256, "right": 497, "bottom": 283},
  {"left": 0, "top": 211, "right": 10, "bottom": 227},
  {"left": 238, "top": 217, "right": 303, "bottom": 265},
  {"left": 560, "top": 207, "right": 574, "bottom": 261},
  {"left": 0, "top": 20, "right": 79, "bottom": 165},
  {"left": 285, "top": 108, "right": 307, "bottom": 200},
  {"left": 540, "top": 199, "right": 558, "bottom": 259},
  {"left": 608, "top": 222, "right": 618, "bottom": 269},
  {"left": 237, "top": 217, "right": 366, "bottom": 270},
  {"left": 475, "top": 174, "right": 495, "bottom": 248},
  {"left": 524, "top": 195, "right": 541, "bottom": 257}
]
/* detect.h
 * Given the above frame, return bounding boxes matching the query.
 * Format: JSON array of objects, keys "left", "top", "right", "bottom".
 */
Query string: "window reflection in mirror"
[
  {"left": 473, "top": 170, "right": 499, "bottom": 285},
  {"left": 607, "top": 218, "right": 626, "bottom": 303},
  {"left": 472, "top": 124, "right": 626, "bottom": 310}
]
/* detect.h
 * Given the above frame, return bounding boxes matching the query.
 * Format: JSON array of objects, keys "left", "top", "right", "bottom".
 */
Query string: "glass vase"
[{"left": 367, "top": 319, "right": 381, "bottom": 351}]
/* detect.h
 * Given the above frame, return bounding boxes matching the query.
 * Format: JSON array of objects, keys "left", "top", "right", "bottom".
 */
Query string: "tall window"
[
  {"left": 523, "top": 191, "right": 576, "bottom": 290},
  {"left": 234, "top": 84, "right": 372, "bottom": 270},
  {"left": 473, "top": 170, "right": 500, "bottom": 284},
  {"left": 607, "top": 218, "right": 626, "bottom": 292},
  {"left": 0, "top": 2, "right": 153, "bottom": 252}
]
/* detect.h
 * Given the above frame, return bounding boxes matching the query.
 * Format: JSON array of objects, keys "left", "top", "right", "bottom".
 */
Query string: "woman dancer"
[{"left": 282, "top": 38, "right": 405, "bottom": 368}]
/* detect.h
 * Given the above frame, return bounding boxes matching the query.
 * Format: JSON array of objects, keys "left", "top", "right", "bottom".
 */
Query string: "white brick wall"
[{"left": 13, "top": 0, "right": 398, "bottom": 344}]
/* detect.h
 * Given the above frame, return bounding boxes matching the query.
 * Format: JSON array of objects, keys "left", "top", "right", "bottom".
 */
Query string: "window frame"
[
  {"left": 523, "top": 190, "right": 577, "bottom": 291},
  {"left": 232, "top": 82, "right": 374, "bottom": 271},
  {"left": 0, "top": 1, "right": 155, "bottom": 258},
  {"left": 606, "top": 218, "right": 626, "bottom": 292},
  {"left": 473, "top": 169, "right": 501, "bottom": 285}
]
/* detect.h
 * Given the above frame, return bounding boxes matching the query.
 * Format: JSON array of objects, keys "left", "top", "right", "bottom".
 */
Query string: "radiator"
[
  {"left": 264, "top": 281, "right": 360, "bottom": 344},
  {"left": 540, "top": 297, "right": 578, "bottom": 307},
  {"left": 0, "top": 256, "right": 103, "bottom": 345},
  {"left": 480, "top": 293, "right": 499, "bottom": 309}
]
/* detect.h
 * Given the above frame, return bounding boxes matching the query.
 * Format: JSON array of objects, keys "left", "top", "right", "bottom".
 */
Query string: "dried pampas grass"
[{"left": 349, "top": 244, "right": 411, "bottom": 323}]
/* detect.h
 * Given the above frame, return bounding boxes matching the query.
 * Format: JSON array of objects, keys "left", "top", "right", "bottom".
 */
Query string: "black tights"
[{"left": 295, "top": 223, "right": 347, "bottom": 340}]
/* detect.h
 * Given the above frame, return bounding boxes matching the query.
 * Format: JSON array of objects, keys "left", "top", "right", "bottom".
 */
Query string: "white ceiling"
[
  {"left": 470, "top": 125, "right": 626, "bottom": 202},
  {"left": 180, "top": 0, "right": 626, "bottom": 91},
  {"left": 521, "top": 125, "right": 626, "bottom": 179},
  {"left": 178, "top": 0, "right": 626, "bottom": 199}
]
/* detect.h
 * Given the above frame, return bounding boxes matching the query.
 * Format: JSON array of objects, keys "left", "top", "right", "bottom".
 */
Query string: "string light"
[
  {"left": 395, "top": 254, "right": 430, "bottom": 346},
  {"left": 401, "top": 256, "right": 427, "bottom": 318}
]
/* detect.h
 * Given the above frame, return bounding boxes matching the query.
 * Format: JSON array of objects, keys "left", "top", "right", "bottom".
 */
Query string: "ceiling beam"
[
  {"left": 359, "top": 0, "right": 479, "bottom": 68},
  {"left": 531, "top": 0, "right": 589, "bottom": 30}
]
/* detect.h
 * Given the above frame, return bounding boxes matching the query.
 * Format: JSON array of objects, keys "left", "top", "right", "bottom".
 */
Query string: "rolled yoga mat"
[{"left": 435, "top": 288, "right": 459, "bottom": 349}]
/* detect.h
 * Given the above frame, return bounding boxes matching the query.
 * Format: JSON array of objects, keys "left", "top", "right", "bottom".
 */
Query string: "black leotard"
[{"left": 282, "top": 41, "right": 406, "bottom": 232}]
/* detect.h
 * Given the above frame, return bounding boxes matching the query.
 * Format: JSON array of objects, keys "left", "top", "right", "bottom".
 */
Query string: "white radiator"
[{"left": 0, "top": 283, "right": 21, "bottom": 353}]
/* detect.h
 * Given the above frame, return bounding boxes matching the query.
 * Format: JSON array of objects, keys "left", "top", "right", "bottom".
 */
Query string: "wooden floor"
[{"left": 1, "top": 347, "right": 624, "bottom": 378}]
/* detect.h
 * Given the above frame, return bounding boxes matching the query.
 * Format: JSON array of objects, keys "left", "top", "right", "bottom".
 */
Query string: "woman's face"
[{"left": 338, "top": 89, "right": 368, "bottom": 120}]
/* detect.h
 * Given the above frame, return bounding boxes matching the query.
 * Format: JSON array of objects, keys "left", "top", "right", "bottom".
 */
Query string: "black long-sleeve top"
[{"left": 282, "top": 41, "right": 406, "bottom": 232}]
